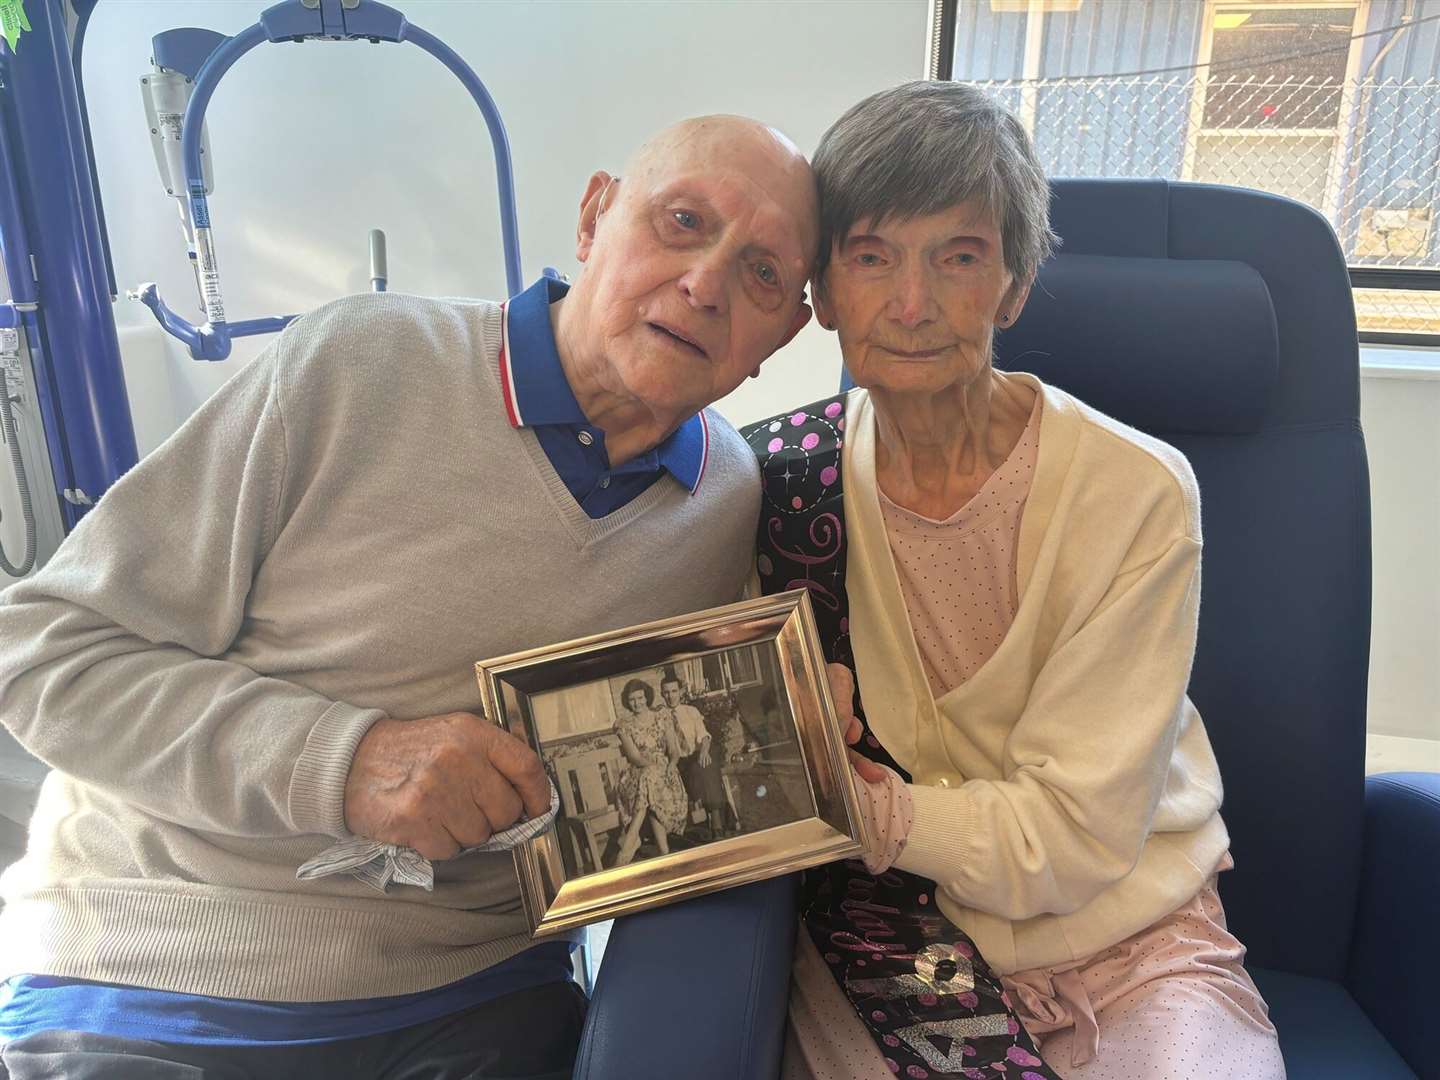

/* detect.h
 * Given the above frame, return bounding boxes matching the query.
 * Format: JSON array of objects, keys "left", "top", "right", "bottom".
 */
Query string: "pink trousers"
[
  {"left": 784, "top": 858, "right": 1286, "bottom": 1079},
  {"left": 1001, "top": 859, "right": 1285, "bottom": 1078}
]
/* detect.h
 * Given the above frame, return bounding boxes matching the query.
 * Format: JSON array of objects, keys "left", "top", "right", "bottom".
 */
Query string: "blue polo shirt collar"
[{"left": 497, "top": 276, "right": 709, "bottom": 494}]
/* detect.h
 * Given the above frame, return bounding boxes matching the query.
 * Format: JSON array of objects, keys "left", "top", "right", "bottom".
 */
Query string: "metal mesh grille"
[{"left": 973, "top": 75, "right": 1440, "bottom": 335}]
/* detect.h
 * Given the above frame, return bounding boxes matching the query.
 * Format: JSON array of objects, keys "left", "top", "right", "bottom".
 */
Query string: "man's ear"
[
  {"left": 749, "top": 295, "right": 813, "bottom": 379},
  {"left": 811, "top": 276, "right": 837, "bottom": 332},
  {"left": 778, "top": 295, "right": 813, "bottom": 352},
  {"left": 575, "top": 171, "right": 616, "bottom": 263}
]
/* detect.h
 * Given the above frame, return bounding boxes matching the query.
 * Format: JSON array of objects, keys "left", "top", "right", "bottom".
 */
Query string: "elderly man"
[{"left": 0, "top": 115, "right": 817, "bottom": 1079}]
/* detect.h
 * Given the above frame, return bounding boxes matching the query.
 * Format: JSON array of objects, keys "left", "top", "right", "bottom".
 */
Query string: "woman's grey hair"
[{"left": 812, "top": 80, "right": 1058, "bottom": 284}]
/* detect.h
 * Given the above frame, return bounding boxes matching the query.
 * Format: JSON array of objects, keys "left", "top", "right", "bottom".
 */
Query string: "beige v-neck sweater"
[
  {"left": 0, "top": 292, "right": 760, "bottom": 1001},
  {"left": 844, "top": 378, "right": 1229, "bottom": 976}
]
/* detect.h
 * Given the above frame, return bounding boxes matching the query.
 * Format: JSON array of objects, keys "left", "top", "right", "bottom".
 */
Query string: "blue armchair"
[{"left": 575, "top": 180, "right": 1439, "bottom": 1079}]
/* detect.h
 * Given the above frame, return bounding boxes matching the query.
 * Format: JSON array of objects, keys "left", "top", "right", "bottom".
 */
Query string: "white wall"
[
  {"left": 1360, "top": 358, "right": 1440, "bottom": 745},
  {"left": 79, "top": 0, "right": 926, "bottom": 453}
]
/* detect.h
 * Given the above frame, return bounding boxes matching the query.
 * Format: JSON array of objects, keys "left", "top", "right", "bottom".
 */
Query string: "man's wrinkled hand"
[
  {"left": 826, "top": 662, "right": 888, "bottom": 784},
  {"left": 343, "top": 712, "right": 550, "bottom": 861}
]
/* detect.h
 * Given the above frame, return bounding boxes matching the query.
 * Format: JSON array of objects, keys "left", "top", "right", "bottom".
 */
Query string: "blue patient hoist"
[
  {"left": 133, "top": 0, "right": 524, "bottom": 361},
  {"left": 0, "top": 0, "right": 525, "bottom": 568}
]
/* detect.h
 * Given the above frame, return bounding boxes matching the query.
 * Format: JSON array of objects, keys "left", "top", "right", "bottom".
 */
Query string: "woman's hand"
[{"left": 826, "top": 662, "right": 888, "bottom": 784}]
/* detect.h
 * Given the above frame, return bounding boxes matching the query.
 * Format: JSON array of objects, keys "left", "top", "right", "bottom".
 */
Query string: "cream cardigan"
[{"left": 844, "top": 377, "right": 1229, "bottom": 976}]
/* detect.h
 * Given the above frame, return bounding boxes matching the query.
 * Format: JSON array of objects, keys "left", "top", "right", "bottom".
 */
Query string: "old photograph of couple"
[{"left": 528, "top": 643, "right": 812, "bottom": 878}]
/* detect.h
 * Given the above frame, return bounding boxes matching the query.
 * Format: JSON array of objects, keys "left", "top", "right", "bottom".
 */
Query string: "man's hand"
[
  {"left": 698, "top": 736, "right": 712, "bottom": 769},
  {"left": 826, "top": 662, "right": 888, "bottom": 784},
  {"left": 343, "top": 712, "right": 550, "bottom": 861}
]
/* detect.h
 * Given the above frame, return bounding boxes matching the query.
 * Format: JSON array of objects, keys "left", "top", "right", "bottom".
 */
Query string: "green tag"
[{"left": 0, "top": 0, "right": 31, "bottom": 53}]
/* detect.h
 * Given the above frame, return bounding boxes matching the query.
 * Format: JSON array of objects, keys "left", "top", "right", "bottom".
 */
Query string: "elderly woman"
[
  {"left": 613, "top": 678, "right": 688, "bottom": 866},
  {"left": 747, "top": 82, "right": 1284, "bottom": 1079}
]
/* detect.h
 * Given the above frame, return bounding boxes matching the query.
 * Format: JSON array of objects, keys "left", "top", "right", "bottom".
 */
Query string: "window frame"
[{"left": 925, "top": 0, "right": 1440, "bottom": 346}]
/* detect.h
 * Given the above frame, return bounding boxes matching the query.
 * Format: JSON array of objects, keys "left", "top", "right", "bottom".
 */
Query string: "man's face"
[
  {"left": 661, "top": 682, "right": 684, "bottom": 708},
  {"left": 568, "top": 122, "right": 818, "bottom": 418}
]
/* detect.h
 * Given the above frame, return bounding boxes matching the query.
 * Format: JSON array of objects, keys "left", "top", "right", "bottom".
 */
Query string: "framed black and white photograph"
[{"left": 475, "top": 590, "right": 866, "bottom": 937}]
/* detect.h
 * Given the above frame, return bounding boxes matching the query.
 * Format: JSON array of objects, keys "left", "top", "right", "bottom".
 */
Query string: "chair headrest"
[{"left": 995, "top": 254, "right": 1280, "bottom": 435}]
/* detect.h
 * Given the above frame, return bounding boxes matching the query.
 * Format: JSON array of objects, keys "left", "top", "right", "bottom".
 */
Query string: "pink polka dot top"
[{"left": 878, "top": 393, "right": 1043, "bottom": 699}]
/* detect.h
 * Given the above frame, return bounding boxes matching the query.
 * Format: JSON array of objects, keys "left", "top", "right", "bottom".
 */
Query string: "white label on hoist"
[
  {"left": 158, "top": 111, "right": 183, "bottom": 144},
  {"left": 1, "top": 352, "right": 22, "bottom": 393},
  {"left": 194, "top": 227, "right": 226, "bottom": 324}
]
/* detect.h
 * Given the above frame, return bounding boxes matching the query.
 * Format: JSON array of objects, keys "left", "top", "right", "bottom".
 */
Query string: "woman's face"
[
  {"left": 815, "top": 200, "right": 1030, "bottom": 398},
  {"left": 626, "top": 689, "right": 649, "bottom": 714}
]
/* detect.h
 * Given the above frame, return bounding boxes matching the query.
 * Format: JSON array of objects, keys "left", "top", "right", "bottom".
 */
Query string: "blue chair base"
[
  {"left": 1250, "top": 968, "right": 1416, "bottom": 1079},
  {"left": 574, "top": 875, "right": 797, "bottom": 1079}
]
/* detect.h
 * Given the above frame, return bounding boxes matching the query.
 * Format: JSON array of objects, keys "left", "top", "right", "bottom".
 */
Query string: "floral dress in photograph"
[{"left": 615, "top": 708, "right": 689, "bottom": 835}]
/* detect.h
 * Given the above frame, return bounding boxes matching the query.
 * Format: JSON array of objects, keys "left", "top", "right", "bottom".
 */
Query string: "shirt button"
[
  {"left": 577, "top": 431, "right": 594, "bottom": 447},
  {"left": 936, "top": 777, "right": 952, "bottom": 788},
  {"left": 599, "top": 477, "right": 611, "bottom": 489}
]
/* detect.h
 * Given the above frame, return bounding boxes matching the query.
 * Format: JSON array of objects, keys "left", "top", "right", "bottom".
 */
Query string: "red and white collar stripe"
[
  {"left": 692, "top": 409, "right": 710, "bottom": 494},
  {"left": 497, "top": 300, "right": 523, "bottom": 428}
]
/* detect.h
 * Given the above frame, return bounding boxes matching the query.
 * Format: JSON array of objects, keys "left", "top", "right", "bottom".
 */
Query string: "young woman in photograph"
[{"left": 613, "top": 679, "right": 689, "bottom": 865}]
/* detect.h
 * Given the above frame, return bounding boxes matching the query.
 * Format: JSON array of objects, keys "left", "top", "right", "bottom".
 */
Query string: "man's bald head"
[
  {"left": 627, "top": 114, "right": 803, "bottom": 167},
  {"left": 622, "top": 116, "right": 817, "bottom": 249}
]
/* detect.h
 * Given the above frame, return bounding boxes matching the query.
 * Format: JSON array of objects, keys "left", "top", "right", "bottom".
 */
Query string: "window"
[
  {"left": 722, "top": 645, "right": 764, "bottom": 689},
  {"left": 937, "top": 0, "right": 1440, "bottom": 343},
  {"left": 686, "top": 646, "right": 764, "bottom": 694}
]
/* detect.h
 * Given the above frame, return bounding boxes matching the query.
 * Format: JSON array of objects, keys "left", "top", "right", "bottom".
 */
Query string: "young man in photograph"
[{"left": 660, "top": 674, "right": 733, "bottom": 840}]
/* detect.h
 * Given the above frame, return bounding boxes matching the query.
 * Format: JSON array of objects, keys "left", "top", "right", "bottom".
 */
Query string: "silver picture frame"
[{"left": 475, "top": 589, "right": 867, "bottom": 937}]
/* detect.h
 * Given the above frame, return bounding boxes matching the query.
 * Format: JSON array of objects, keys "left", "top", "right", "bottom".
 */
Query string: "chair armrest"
[
  {"left": 1347, "top": 771, "right": 1440, "bottom": 1080},
  {"left": 574, "top": 874, "right": 797, "bottom": 1080}
]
